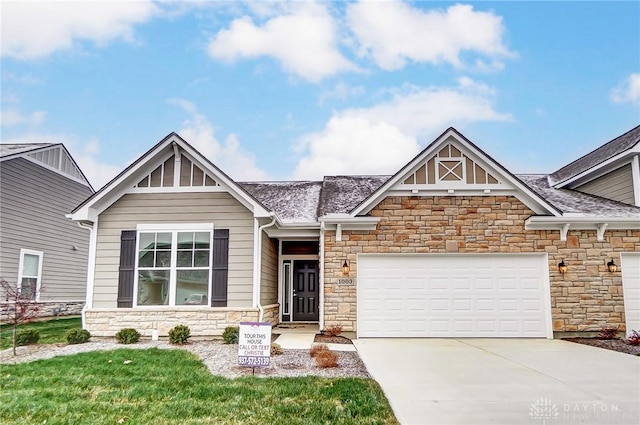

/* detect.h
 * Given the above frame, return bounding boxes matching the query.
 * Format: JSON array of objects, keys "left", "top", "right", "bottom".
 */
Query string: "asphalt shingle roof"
[
  {"left": 240, "top": 176, "right": 389, "bottom": 223},
  {"left": 518, "top": 174, "right": 640, "bottom": 217},
  {"left": 0, "top": 143, "right": 53, "bottom": 159},
  {"left": 549, "top": 125, "right": 640, "bottom": 186}
]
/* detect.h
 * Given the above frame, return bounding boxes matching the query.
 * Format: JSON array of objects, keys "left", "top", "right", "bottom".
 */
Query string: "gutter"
[
  {"left": 75, "top": 220, "right": 96, "bottom": 330},
  {"left": 254, "top": 214, "right": 277, "bottom": 322},
  {"left": 319, "top": 221, "right": 325, "bottom": 330}
]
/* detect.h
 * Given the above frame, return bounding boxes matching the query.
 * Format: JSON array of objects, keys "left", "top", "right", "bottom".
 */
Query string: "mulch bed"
[
  {"left": 563, "top": 338, "right": 640, "bottom": 356},
  {"left": 314, "top": 334, "right": 353, "bottom": 344}
]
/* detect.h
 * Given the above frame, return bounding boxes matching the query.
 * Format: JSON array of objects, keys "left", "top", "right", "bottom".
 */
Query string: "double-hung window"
[
  {"left": 18, "top": 249, "right": 43, "bottom": 300},
  {"left": 135, "top": 224, "right": 213, "bottom": 307}
]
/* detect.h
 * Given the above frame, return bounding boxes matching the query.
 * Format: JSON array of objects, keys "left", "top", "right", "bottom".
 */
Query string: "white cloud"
[
  {"left": 610, "top": 73, "right": 640, "bottom": 104},
  {"left": 1, "top": 109, "right": 46, "bottom": 127},
  {"left": 318, "top": 81, "right": 366, "bottom": 105},
  {"left": 294, "top": 116, "right": 420, "bottom": 179},
  {"left": 170, "top": 99, "right": 269, "bottom": 181},
  {"left": 1, "top": 0, "right": 158, "bottom": 60},
  {"left": 207, "top": 2, "right": 355, "bottom": 82},
  {"left": 346, "top": 1, "right": 513, "bottom": 70},
  {"left": 0, "top": 133, "right": 121, "bottom": 189},
  {"left": 293, "top": 78, "right": 510, "bottom": 179}
]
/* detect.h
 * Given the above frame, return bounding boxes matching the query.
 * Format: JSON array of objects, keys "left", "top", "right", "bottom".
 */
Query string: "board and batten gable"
[
  {"left": 0, "top": 157, "right": 93, "bottom": 300},
  {"left": 576, "top": 164, "right": 635, "bottom": 205},
  {"left": 92, "top": 192, "right": 255, "bottom": 308}
]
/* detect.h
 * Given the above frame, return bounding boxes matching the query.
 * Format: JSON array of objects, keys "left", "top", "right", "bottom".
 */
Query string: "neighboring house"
[
  {"left": 70, "top": 126, "right": 640, "bottom": 338},
  {"left": 0, "top": 143, "right": 94, "bottom": 318}
]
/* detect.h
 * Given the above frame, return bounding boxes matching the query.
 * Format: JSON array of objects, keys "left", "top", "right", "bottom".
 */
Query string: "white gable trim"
[
  {"left": 70, "top": 133, "right": 270, "bottom": 222},
  {"left": 351, "top": 128, "right": 561, "bottom": 216}
]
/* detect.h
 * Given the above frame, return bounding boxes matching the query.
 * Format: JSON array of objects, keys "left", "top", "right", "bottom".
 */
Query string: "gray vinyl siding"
[
  {"left": 577, "top": 164, "right": 635, "bottom": 205},
  {"left": 0, "top": 158, "right": 93, "bottom": 301},
  {"left": 260, "top": 236, "right": 278, "bottom": 305},
  {"left": 93, "top": 192, "right": 254, "bottom": 308}
]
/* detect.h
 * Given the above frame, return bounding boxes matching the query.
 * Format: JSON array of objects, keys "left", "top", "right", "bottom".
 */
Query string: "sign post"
[{"left": 238, "top": 322, "right": 272, "bottom": 374}]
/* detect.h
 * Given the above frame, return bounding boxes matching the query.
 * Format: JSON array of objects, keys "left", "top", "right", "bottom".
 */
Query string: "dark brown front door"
[{"left": 293, "top": 261, "right": 319, "bottom": 321}]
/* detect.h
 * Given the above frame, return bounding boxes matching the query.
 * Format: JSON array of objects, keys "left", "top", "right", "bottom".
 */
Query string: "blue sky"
[{"left": 2, "top": 1, "right": 639, "bottom": 189}]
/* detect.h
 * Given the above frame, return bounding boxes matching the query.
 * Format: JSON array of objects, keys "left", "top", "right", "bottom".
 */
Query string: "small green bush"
[
  {"left": 168, "top": 325, "right": 191, "bottom": 345},
  {"left": 115, "top": 328, "right": 141, "bottom": 344},
  {"left": 66, "top": 328, "right": 91, "bottom": 345},
  {"left": 222, "top": 326, "right": 239, "bottom": 344},
  {"left": 15, "top": 329, "right": 40, "bottom": 346}
]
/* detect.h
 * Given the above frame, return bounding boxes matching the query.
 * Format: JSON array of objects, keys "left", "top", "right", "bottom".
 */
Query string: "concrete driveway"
[{"left": 353, "top": 339, "right": 640, "bottom": 425}]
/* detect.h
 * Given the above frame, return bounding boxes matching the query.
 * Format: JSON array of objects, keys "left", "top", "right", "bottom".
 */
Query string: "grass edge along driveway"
[{"left": 0, "top": 347, "right": 399, "bottom": 425}]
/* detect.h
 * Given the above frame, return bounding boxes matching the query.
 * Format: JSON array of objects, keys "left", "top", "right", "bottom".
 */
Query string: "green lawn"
[
  {"left": 0, "top": 348, "right": 398, "bottom": 425},
  {"left": 0, "top": 317, "right": 81, "bottom": 350}
]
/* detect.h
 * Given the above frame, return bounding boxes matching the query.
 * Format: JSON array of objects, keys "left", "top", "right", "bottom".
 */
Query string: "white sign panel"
[{"left": 238, "top": 322, "right": 272, "bottom": 367}]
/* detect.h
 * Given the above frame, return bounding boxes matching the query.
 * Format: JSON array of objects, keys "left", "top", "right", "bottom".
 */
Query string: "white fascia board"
[
  {"left": 555, "top": 146, "right": 640, "bottom": 189},
  {"left": 320, "top": 216, "right": 380, "bottom": 231},
  {"left": 265, "top": 228, "right": 321, "bottom": 239},
  {"left": 525, "top": 216, "right": 640, "bottom": 230}
]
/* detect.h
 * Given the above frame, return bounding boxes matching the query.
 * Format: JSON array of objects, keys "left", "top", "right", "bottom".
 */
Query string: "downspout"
[
  {"left": 254, "top": 214, "right": 277, "bottom": 322},
  {"left": 76, "top": 220, "right": 96, "bottom": 330},
  {"left": 319, "top": 221, "right": 325, "bottom": 330}
]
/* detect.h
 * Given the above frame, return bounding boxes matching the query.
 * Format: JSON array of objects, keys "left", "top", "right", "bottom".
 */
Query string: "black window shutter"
[
  {"left": 117, "top": 230, "right": 136, "bottom": 308},
  {"left": 211, "top": 229, "right": 229, "bottom": 307}
]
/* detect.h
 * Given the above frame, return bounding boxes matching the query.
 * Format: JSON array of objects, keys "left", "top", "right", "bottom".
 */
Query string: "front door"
[{"left": 293, "top": 261, "right": 319, "bottom": 321}]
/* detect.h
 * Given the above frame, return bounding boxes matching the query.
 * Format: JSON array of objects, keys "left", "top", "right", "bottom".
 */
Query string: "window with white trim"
[
  {"left": 135, "top": 224, "right": 213, "bottom": 307},
  {"left": 18, "top": 250, "right": 43, "bottom": 301}
]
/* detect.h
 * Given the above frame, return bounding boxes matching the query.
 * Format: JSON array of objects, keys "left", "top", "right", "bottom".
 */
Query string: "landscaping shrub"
[
  {"left": 115, "top": 328, "right": 141, "bottom": 344},
  {"left": 323, "top": 325, "right": 343, "bottom": 338},
  {"left": 270, "top": 342, "right": 283, "bottom": 356},
  {"left": 66, "top": 328, "right": 91, "bottom": 345},
  {"left": 627, "top": 330, "right": 640, "bottom": 346},
  {"left": 598, "top": 327, "right": 618, "bottom": 340},
  {"left": 222, "top": 326, "right": 239, "bottom": 344},
  {"left": 168, "top": 325, "right": 191, "bottom": 345},
  {"left": 15, "top": 329, "right": 39, "bottom": 346},
  {"left": 314, "top": 349, "right": 338, "bottom": 368},
  {"left": 309, "top": 343, "right": 329, "bottom": 358}
]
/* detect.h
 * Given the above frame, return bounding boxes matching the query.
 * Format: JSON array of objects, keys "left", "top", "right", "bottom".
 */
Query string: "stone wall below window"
[
  {"left": 84, "top": 304, "right": 280, "bottom": 337},
  {"left": 0, "top": 301, "right": 84, "bottom": 322}
]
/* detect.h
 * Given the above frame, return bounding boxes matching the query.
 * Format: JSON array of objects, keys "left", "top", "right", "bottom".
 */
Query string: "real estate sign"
[{"left": 238, "top": 322, "right": 272, "bottom": 367}]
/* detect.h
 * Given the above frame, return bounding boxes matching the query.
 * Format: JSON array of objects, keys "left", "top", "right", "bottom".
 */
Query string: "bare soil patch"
[
  {"left": 314, "top": 334, "right": 353, "bottom": 344},
  {"left": 564, "top": 338, "right": 640, "bottom": 356}
]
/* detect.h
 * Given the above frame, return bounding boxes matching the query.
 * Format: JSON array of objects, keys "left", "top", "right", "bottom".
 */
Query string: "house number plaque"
[{"left": 337, "top": 278, "right": 354, "bottom": 285}]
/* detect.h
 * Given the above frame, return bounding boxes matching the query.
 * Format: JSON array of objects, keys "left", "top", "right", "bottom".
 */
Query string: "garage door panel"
[
  {"left": 357, "top": 254, "right": 550, "bottom": 338},
  {"left": 621, "top": 253, "right": 640, "bottom": 337}
]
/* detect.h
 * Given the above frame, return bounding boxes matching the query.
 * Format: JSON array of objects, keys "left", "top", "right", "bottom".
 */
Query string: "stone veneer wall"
[
  {"left": 1, "top": 301, "right": 84, "bottom": 322},
  {"left": 323, "top": 195, "right": 640, "bottom": 335},
  {"left": 85, "top": 304, "right": 280, "bottom": 337}
]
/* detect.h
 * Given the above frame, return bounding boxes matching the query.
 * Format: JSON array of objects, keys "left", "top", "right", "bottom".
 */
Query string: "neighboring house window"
[
  {"left": 134, "top": 224, "right": 213, "bottom": 307},
  {"left": 18, "top": 249, "right": 43, "bottom": 301}
]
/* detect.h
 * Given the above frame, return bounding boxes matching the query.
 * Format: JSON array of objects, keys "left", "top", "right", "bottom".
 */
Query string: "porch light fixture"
[
  {"left": 607, "top": 258, "right": 617, "bottom": 273},
  {"left": 341, "top": 260, "right": 350, "bottom": 275},
  {"left": 558, "top": 260, "right": 568, "bottom": 274}
]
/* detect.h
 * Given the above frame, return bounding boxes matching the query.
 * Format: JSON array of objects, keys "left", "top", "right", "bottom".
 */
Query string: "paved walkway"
[
  {"left": 275, "top": 332, "right": 357, "bottom": 351},
  {"left": 354, "top": 338, "right": 640, "bottom": 425}
]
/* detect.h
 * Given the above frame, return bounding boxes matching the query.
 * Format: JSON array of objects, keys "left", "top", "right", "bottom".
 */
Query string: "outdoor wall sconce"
[
  {"left": 341, "top": 260, "right": 350, "bottom": 275},
  {"left": 607, "top": 258, "right": 618, "bottom": 273},
  {"left": 558, "top": 260, "right": 568, "bottom": 274}
]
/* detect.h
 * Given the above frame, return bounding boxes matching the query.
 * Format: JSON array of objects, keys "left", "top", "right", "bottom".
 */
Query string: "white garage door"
[
  {"left": 621, "top": 253, "right": 640, "bottom": 337},
  {"left": 357, "top": 254, "right": 551, "bottom": 338}
]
